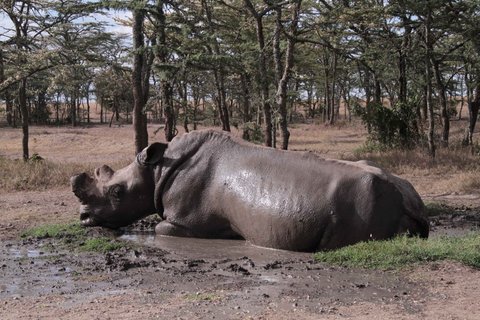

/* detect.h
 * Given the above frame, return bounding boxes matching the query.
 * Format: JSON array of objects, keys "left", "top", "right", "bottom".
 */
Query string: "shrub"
[{"left": 353, "top": 101, "right": 419, "bottom": 149}]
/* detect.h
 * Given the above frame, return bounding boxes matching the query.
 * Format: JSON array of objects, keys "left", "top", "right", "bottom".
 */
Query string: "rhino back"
[{"left": 209, "top": 143, "right": 408, "bottom": 251}]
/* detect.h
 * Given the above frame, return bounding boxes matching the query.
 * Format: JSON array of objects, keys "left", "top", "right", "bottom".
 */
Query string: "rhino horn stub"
[
  {"left": 136, "top": 142, "right": 168, "bottom": 166},
  {"left": 94, "top": 165, "right": 114, "bottom": 182}
]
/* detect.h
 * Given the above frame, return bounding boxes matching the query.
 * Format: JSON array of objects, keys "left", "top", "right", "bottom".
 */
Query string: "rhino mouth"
[{"left": 79, "top": 206, "right": 98, "bottom": 227}]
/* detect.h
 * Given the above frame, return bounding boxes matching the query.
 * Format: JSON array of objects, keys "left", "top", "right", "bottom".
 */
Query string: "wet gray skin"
[{"left": 71, "top": 130, "right": 429, "bottom": 252}]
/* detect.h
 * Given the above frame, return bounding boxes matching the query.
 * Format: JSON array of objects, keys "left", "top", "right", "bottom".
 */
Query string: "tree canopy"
[{"left": 2, "top": 0, "right": 480, "bottom": 159}]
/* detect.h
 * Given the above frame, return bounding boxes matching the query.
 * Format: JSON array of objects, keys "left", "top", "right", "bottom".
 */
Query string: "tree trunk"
[
  {"left": 163, "top": 82, "right": 176, "bottom": 141},
  {"left": 55, "top": 94, "right": 60, "bottom": 125},
  {"left": 180, "top": 80, "right": 189, "bottom": 133},
  {"left": 154, "top": 0, "right": 176, "bottom": 142},
  {"left": 425, "top": 14, "right": 435, "bottom": 159},
  {"left": 86, "top": 82, "right": 91, "bottom": 123},
  {"left": 100, "top": 98, "right": 104, "bottom": 124},
  {"left": 19, "top": 79, "right": 29, "bottom": 161},
  {"left": 274, "top": 1, "right": 301, "bottom": 150},
  {"left": 192, "top": 85, "right": 200, "bottom": 131},
  {"left": 432, "top": 59, "right": 449, "bottom": 146},
  {"left": 464, "top": 84, "right": 480, "bottom": 145},
  {"left": 330, "top": 52, "right": 337, "bottom": 125},
  {"left": 458, "top": 76, "right": 464, "bottom": 120},
  {"left": 132, "top": 8, "right": 148, "bottom": 153},
  {"left": 373, "top": 74, "right": 381, "bottom": 105},
  {"left": 241, "top": 73, "right": 252, "bottom": 140},
  {"left": 213, "top": 70, "right": 230, "bottom": 131},
  {"left": 465, "top": 100, "right": 480, "bottom": 145}
]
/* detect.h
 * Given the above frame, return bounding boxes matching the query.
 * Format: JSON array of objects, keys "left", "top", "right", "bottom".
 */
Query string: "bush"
[
  {"left": 354, "top": 101, "right": 419, "bottom": 149},
  {"left": 242, "top": 122, "right": 264, "bottom": 144}
]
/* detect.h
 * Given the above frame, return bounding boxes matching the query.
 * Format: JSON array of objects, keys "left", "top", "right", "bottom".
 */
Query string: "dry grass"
[
  {"left": 0, "top": 157, "right": 131, "bottom": 192},
  {"left": 348, "top": 146, "right": 480, "bottom": 173},
  {"left": 0, "top": 157, "right": 90, "bottom": 191},
  {"left": 0, "top": 157, "right": 130, "bottom": 192},
  {"left": 289, "top": 120, "right": 367, "bottom": 158},
  {"left": 449, "top": 170, "right": 480, "bottom": 193}
]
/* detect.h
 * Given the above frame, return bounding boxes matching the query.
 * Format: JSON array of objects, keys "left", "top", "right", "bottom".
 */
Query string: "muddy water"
[{"left": 119, "top": 232, "right": 312, "bottom": 264}]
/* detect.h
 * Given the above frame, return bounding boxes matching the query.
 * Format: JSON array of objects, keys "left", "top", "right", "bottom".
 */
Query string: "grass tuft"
[
  {"left": 21, "top": 222, "right": 128, "bottom": 253},
  {"left": 314, "top": 234, "right": 480, "bottom": 269},
  {"left": 80, "top": 237, "right": 125, "bottom": 253}
]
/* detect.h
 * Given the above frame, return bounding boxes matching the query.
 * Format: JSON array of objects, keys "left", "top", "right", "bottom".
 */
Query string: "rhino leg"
[{"left": 155, "top": 221, "right": 194, "bottom": 237}]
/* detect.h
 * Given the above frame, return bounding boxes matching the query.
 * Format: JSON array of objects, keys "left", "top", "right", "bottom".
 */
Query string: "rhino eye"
[{"left": 107, "top": 184, "right": 124, "bottom": 200}]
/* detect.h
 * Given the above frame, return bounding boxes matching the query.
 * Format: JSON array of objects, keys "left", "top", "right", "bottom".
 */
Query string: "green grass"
[
  {"left": 314, "top": 234, "right": 480, "bottom": 269},
  {"left": 80, "top": 237, "right": 125, "bottom": 253},
  {"left": 21, "top": 222, "right": 128, "bottom": 253}
]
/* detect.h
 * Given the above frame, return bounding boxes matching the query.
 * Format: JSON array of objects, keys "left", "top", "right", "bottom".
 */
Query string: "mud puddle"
[{"left": 119, "top": 232, "right": 311, "bottom": 264}]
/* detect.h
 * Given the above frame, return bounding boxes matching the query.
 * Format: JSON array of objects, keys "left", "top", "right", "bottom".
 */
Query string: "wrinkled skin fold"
[{"left": 71, "top": 130, "right": 429, "bottom": 252}]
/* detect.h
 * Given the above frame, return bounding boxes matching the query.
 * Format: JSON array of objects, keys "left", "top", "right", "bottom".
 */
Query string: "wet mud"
[{"left": 1, "top": 207, "right": 479, "bottom": 319}]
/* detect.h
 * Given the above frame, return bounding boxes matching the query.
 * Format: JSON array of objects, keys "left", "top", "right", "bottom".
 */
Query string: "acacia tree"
[{"left": 1, "top": 0, "right": 113, "bottom": 160}]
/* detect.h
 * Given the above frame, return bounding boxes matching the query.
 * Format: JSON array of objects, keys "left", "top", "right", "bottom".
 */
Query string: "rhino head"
[{"left": 70, "top": 143, "right": 167, "bottom": 229}]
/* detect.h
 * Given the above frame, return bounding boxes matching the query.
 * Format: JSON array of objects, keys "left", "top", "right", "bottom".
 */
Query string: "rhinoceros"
[{"left": 71, "top": 130, "right": 428, "bottom": 251}]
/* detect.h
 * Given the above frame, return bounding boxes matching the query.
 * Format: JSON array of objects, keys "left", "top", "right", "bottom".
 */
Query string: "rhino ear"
[{"left": 136, "top": 143, "right": 168, "bottom": 166}]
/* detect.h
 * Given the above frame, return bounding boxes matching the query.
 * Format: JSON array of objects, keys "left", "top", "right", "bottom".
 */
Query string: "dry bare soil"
[{"left": 1, "top": 122, "right": 479, "bottom": 319}]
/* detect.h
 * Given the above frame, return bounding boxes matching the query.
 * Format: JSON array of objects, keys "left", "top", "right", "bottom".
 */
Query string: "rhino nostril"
[{"left": 80, "top": 212, "right": 90, "bottom": 221}]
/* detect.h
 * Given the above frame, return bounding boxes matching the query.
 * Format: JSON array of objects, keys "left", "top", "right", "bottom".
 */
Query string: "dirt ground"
[{"left": 1, "top": 123, "right": 480, "bottom": 319}]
